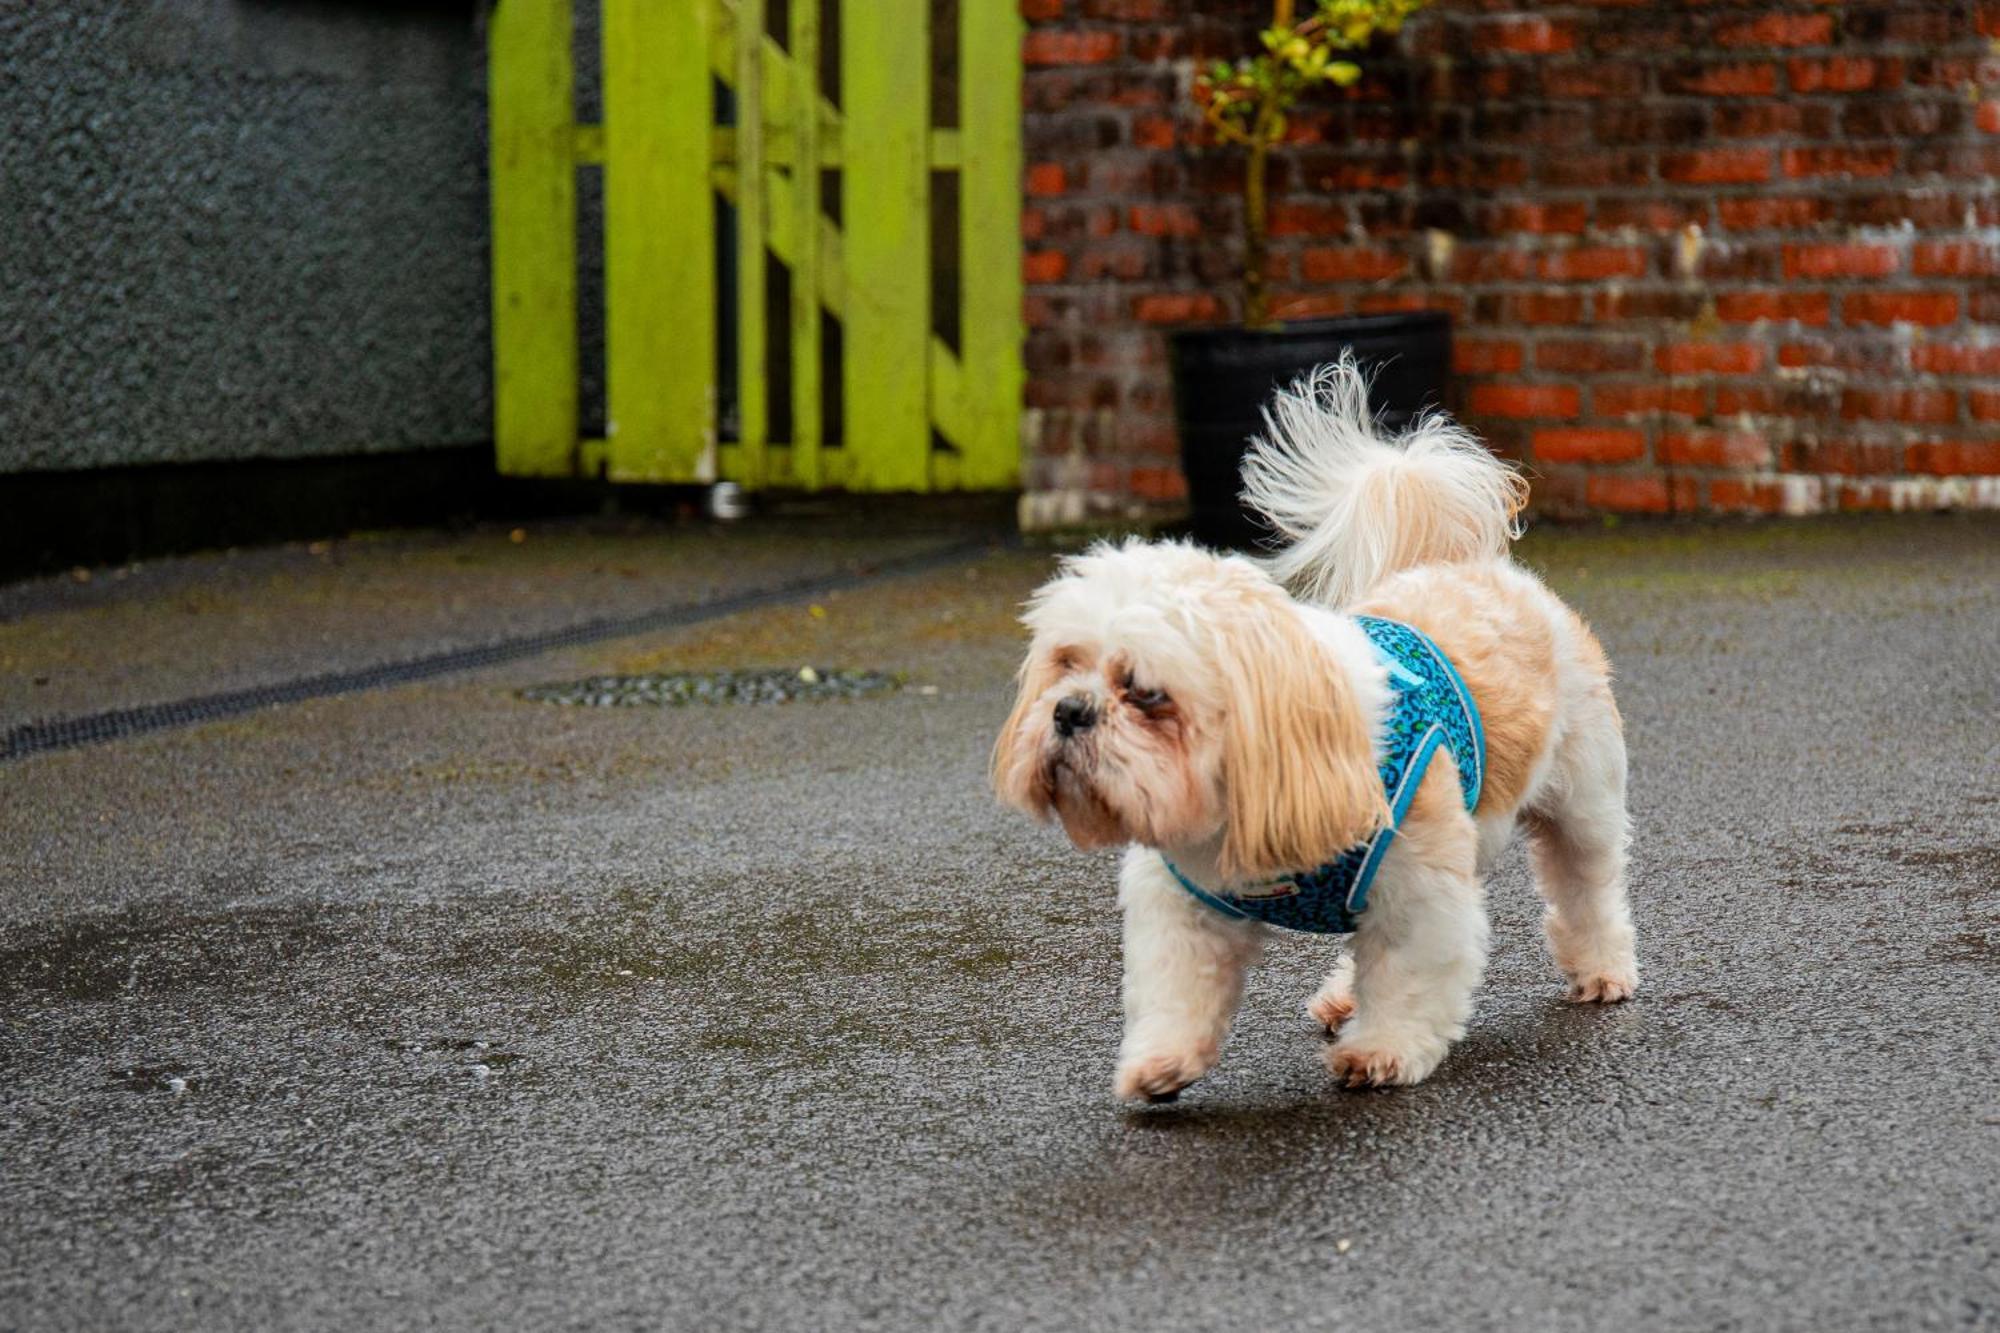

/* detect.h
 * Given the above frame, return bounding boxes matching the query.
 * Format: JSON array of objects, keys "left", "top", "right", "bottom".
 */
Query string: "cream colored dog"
[{"left": 994, "top": 359, "right": 1637, "bottom": 1100}]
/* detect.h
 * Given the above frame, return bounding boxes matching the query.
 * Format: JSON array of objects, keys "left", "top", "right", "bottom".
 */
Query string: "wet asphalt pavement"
[{"left": 1, "top": 514, "right": 1996, "bottom": 1331}]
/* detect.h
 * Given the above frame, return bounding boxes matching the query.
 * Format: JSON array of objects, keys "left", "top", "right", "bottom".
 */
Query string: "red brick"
[
  {"left": 1300, "top": 248, "right": 1408, "bottom": 282},
  {"left": 1487, "top": 202, "right": 1589, "bottom": 235},
  {"left": 1661, "top": 62, "right": 1778, "bottom": 96},
  {"left": 1712, "top": 385, "right": 1781, "bottom": 416},
  {"left": 1782, "top": 146, "right": 1899, "bottom": 179},
  {"left": 1787, "top": 56, "right": 1900, "bottom": 93},
  {"left": 1660, "top": 430, "right": 1771, "bottom": 469},
  {"left": 1021, "top": 0, "right": 1064, "bottom": 18},
  {"left": 1980, "top": 102, "right": 2000, "bottom": 134},
  {"left": 1599, "top": 289, "right": 1706, "bottom": 322},
  {"left": 1843, "top": 100, "right": 1966, "bottom": 139},
  {"left": 1710, "top": 103, "right": 1818, "bottom": 139},
  {"left": 1475, "top": 17, "right": 1576, "bottom": 54},
  {"left": 1661, "top": 149, "right": 1771, "bottom": 185},
  {"left": 1080, "top": 0, "right": 1168, "bottom": 18},
  {"left": 1266, "top": 292, "right": 1352, "bottom": 321},
  {"left": 1778, "top": 342, "right": 1829, "bottom": 369},
  {"left": 1707, "top": 478, "right": 1785, "bottom": 513},
  {"left": 1905, "top": 441, "right": 2000, "bottom": 474},
  {"left": 1840, "top": 387, "right": 1958, "bottom": 423},
  {"left": 1586, "top": 203, "right": 1693, "bottom": 236},
  {"left": 1132, "top": 292, "right": 1220, "bottom": 324},
  {"left": 1714, "top": 14, "right": 1832, "bottom": 47},
  {"left": 1844, "top": 292, "right": 1961, "bottom": 327},
  {"left": 1509, "top": 291, "right": 1587, "bottom": 325},
  {"left": 1656, "top": 343, "right": 1765, "bottom": 375},
  {"left": 1025, "top": 162, "right": 1068, "bottom": 197},
  {"left": 1023, "top": 250, "right": 1069, "bottom": 284},
  {"left": 1971, "top": 389, "right": 2000, "bottom": 421},
  {"left": 1783, "top": 244, "right": 1900, "bottom": 280},
  {"left": 1595, "top": 383, "right": 1707, "bottom": 417},
  {"left": 1716, "top": 291, "right": 1831, "bottom": 325},
  {"left": 1587, "top": 474, "right": 1685, "bottom": 515},
  {"left": 1913, "top": 242, "right": 1999, "bottom": 277},
  {"left": 1717, "top": 197, "right": 1830, "bottom": 231},
  {"left": 1126, "top": 204, "right": 1199, "bottom": 237},
  {"left": 1130, "top": 115, "right": 1175, "bottom": 149},
  {"left": 1268, "top": 202, "right": 1345, "bottom": 236},
  {"left": 1357, "top": 293, "right": 1464, "bottom": 319},
  {"left": 1534, "top": 427, "right": 1646, "bottom": 463},
  {"left": 1785, "top": 441, "right": 1902, "bottom": 475},
  {"left": 1023, "top": 30, "right": 1120, "bottom": 65},
  {"left": 1535, "top": 339, "right": 1646, "bottom": 373},
  {"left": 1127, "top": 464, "right": 1187, "bottom": 502},
  {"left": 1471, "top": 384, "right": 1582, "bottom": 419},
  {"left": 1541, "top": 149, "right": 1650, "bottom": 189},
  {"left": 1911, "top": 345, "right": 2000, "bottom": 375},
  {"left": 1450, "top": 246, "right": 1536, "bottom": 283},
  {"left": 1542, "top": 63, "right": 1646, "bottom": 99},
  {"left": 1453, "top": 340, "right": 1525, "bottom": 375},
  {"left": 1538, "top": 247, "right": 1648, "bottom": 281},
  {"left": 1905, "top": 143, "right": 2000, "bottom": 179},
  {"left": 1075, "top": 244, "right": 1149, "bottom": 281}
]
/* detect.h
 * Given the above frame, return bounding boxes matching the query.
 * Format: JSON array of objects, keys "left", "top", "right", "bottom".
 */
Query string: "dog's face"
[{"left": 993, "top": 540, "right": 1385, "bottom": 879}]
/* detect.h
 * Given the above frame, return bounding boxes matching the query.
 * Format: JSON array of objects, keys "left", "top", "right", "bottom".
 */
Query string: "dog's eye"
[{"left": 1126, "top": 683, "right": 1170, "bottom": 711}]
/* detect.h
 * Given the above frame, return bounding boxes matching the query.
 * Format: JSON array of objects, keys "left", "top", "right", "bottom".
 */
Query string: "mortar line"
[{"left": 2, "top": 537, "right": 1005, "bottom": 762}]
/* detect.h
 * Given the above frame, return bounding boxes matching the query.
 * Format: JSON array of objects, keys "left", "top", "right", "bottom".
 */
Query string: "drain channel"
[{"left": 2, "top": 539, "right": 997, "bottom": 761}]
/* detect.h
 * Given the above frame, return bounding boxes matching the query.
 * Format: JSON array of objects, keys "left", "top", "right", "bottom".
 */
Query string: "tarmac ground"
[{"left": 1, "top": 512, "right": 1996, "bottom": 1330}]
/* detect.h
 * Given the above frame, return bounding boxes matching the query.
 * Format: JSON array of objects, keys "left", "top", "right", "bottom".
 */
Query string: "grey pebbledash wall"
[{"left": 1, "top": 1, "right": 491, "bottom": 475}]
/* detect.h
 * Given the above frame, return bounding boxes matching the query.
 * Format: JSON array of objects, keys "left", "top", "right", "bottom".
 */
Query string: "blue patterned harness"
[{"left": 1165, "top": 615, "right": 1485, "bottom": 934}]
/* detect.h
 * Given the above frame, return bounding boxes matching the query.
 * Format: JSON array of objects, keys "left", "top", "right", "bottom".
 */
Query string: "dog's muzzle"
[{"left": 1053, "top": 694, "right": 1097, "bottom": 738}]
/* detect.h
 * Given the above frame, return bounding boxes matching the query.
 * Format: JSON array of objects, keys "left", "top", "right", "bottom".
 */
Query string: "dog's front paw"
[
  {"left": 1306, "top": 986, "right": 1355, "bottom": 1034},
  {"left": 1114, "top": 1039, "right": 1217, "bottom": 1103},
  {"left": 1566, "top": 968, "right": 1637, "bottom": 1004},
  {"left": 1306, "top": 957, "right": 1356, "bottom": 1034},
  {"left": 1325, "top": 1030, "right": 1447, "bottom": 1089}
]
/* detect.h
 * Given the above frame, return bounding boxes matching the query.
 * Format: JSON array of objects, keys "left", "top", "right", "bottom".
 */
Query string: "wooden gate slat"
[
  {"left": 954, "top": 0, "right": 1026, "bottom": 490},
  {"left": 490, "top": 0, "right": 576, "bottom": 478},
  {"left": 788, "top": 0, "right": 825, "bottom": 489},
  {"left": 604, "top": 0, "right": 715, "bottom": 482},
  {"left": 732, "top": 2, "right": 769, "bottom": 487},
  {"left": 841, "top": 0, "right": 931, "bottom": 492}
]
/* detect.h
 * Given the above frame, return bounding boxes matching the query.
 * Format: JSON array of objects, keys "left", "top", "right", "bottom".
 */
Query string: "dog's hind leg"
[
  {"left": 1114, "top": 848, "right": 1262, "bottom": 1102},
  {"left": 1527, "top": 701, "right": 1638, "bottom": 1003}
]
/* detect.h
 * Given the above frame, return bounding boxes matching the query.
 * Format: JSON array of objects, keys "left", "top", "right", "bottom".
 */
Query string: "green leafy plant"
[{"left": 1196, "top": 0, "right": 1429, "bottom": 327}]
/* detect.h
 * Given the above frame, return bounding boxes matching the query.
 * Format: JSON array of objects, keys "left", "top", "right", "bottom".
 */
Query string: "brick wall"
[{"left": 1019, "top": 0, "right": 2000, "bottom": 523}]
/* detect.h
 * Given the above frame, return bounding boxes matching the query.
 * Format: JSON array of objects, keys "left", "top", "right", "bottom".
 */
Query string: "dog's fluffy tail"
[{"left": 1240, "top": 353, "right": 1528, "bottom": 607}]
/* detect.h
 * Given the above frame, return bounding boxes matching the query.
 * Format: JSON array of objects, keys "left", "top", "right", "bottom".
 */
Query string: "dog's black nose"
[{"left": 1053, "top": 695, "right": 1097, "bottom": 737}]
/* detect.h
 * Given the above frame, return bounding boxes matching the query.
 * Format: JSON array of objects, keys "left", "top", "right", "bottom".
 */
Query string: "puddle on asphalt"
[{"left": 518, "top": 667, "right": 901, "bottom": 707}]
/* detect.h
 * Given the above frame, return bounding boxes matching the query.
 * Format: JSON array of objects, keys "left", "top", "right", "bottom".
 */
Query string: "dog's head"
[{"left": 992, "top": 539, "right": 1385, "bottom": 879}]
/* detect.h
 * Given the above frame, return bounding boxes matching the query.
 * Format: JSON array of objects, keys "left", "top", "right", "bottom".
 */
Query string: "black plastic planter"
[{"left": 1169, "top": 311, "right": 1452, "bottom": 550}]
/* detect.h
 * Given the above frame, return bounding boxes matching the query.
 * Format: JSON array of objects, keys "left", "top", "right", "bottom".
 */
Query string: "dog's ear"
[
  {"left": 1212, "top": 598, "right": 1386, "bottom": 881},
  {"left": 991, "top": 644, "right": 1065, "bottom": 818}
]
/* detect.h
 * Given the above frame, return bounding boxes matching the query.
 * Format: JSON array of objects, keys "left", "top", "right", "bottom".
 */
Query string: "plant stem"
[
  {"left": 1244, "top": 0, "right": 1292, "bottom": 328},
  {"left": 1245, "top": 135, "right": 1270, "bottom": 328}
]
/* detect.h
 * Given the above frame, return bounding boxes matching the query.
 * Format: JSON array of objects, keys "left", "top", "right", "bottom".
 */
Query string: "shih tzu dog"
[{"left": 993, "top": 357, "right": 1637, "bottom": 1100}]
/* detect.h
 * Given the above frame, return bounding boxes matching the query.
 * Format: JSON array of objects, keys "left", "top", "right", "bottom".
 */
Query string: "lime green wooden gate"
[{"left": 489, "top": 0, "right": 1023, "bottom": 492}]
